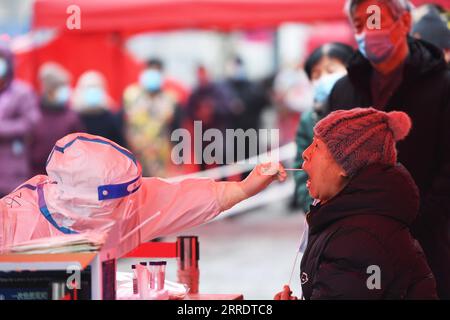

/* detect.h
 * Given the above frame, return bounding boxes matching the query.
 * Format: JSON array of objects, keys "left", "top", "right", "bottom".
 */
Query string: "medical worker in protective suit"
[{"left": 0, "top": 133, "right": 286, "bottom": 255}]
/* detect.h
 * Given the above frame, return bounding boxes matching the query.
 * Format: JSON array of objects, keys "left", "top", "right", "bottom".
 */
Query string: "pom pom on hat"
[{"left": 387, "top": 111, "right": 412, "bottom": 141}]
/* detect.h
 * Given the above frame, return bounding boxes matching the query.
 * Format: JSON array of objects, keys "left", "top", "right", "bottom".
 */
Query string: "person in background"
[
  {"left": 184, "top": 65, "right": 235, "bottom": 172},
  {"left": 143, "top": 58, "right": 189, "bottom": 107},
  {"left": 224, "top": 56, "right": 267, "bottom": 131},
  {"left": 328, "top": 0, "right": 450, "bottom": 298},
  {"left": 31, "top": 62, "right": 83, "bottom": 175},
  {"left": 276, "top": 108, "right": 437, "bottom": 300},
  {"left": 222, "top": 57, "right": 267, "bottom": 162},
  {"left": 187, "top": 65, "right": 234, "bottom": 131},
  {"left": 123, "top": 59, "right": 179, "bottom": 177},
  {"left": 72, "top": 70, "right": 125, "bottom": 147},
  {"left": 292, "top": 43, "right": 354, "bottom": 213},
  {"left": 272, "top": 64, "right": 314, "bottom": 146},
  {"left": 0, "top": 43, "right": 40, "bottom": 197},
  {"left": 412, "top": 4, "right": 450, "bottom": 64}
]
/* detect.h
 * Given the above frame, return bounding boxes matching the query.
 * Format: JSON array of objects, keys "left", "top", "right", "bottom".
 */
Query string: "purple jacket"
[{"left": 0, "top": 45, "right": 40, "bottom": 195}]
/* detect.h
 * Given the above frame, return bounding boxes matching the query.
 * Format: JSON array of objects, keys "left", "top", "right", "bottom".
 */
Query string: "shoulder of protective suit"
[
  {"left": 14, "top": 175, "right": 49, "bottom": 191},
  {"left": 0, "top": 175, "right": 46, "bottom": 217}
]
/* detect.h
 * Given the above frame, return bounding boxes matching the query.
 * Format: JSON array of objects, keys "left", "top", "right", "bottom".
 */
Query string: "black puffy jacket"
[
  {"left": 300, "top": 163, "right": 437, "bottom": 300},
  {"left": 327, "top": 38, "right": 450, "bottom": 299}
]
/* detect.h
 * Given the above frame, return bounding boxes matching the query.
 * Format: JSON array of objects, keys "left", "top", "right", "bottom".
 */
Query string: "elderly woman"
[{"left": 276, "top": 107, "right": 437, "bottom": 300}]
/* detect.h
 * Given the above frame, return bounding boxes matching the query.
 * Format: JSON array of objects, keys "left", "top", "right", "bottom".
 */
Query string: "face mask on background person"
[
  {"left": 53, "top": 85, "right": 71, "bottom": 106},
  {"left": 230, "top": 64, "right": 246, "bottom": 81},
  {"left": 82, "top": 87, "right": 106, "bottom": 107},
  {"left": 0, "top": 58, "right": 8, "bottom": 78},
  {"left": 312, "top": 71, "right": 347, "bottom": 105},
  {"left": 355, "top": 19, "right": 402, "bottom": 64},
  {"left": 139, "top": 69, "right": 163, "bottom": 93}
]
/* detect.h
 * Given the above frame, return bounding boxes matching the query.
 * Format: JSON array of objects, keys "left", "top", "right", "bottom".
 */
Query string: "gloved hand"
[
  {"left": 274, "top": 285, "right": 298, "bottom": 300},
  {"left": 177, "top": 268, "right": 199, "bottom": 294},
  {"left": 216, "top": 162, "right": 287, "bottom": 211}
]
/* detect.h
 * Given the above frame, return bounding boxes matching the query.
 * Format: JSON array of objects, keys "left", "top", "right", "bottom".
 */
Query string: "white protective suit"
[{"left": 0, "top": 133, "right": 285, "bottom": 256}]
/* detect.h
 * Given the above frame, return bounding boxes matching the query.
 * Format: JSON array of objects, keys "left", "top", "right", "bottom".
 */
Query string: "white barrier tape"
[
  {"left": 163, "top": 142, "right": 299, "bottom": 218},
  {"left": 168, "top": 142, "right": 297, "bottom": 182}
]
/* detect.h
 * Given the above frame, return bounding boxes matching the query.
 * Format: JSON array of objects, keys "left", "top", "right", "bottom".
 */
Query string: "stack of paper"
[{"left": 6, "top": 232, "right": 106, "bottom": 254}]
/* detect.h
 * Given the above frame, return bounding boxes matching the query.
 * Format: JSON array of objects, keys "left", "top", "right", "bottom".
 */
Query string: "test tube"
[
  {"left": 148, "top": 261, "right": 167, "bottom": 291},
  {"left": 137, "top": 262, "right": 149, "bottom": 299},
  {"left": 131, "top": 264, "right": 138, "bottom": 295}
]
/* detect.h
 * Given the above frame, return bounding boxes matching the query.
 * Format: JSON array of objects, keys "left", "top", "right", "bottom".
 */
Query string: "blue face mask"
[
  {"left": 355, "top": 33, "right": 367, "bottom": 59},
  {"left": 54, "top": 85, "right": 71, "bottom": 106},
  {"left": 139, "top": 69, "right": 162, "bottom": 92},
  {"left": 231, "top": 65, "right": 246, "bottom": 81},
  {"left": 82, "top": 87, "right": 105, "bottom": 107},
  {"left": 0, "top": 58, "right": 8, "bottom": 78},
  {"left": 312, "top": 72, "right": 346, "bottom": 104},
  {"left": 355, "top": 20, "right": 401, "bottom": 64}
]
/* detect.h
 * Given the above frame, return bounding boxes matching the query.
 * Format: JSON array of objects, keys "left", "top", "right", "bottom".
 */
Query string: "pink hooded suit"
[{"left": 0, "top": 133, "right": 225, "bottom": 256}]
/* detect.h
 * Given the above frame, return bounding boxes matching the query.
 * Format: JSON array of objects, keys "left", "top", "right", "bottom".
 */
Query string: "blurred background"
[{"left": 0, "top": 0, "right": 449, "bottom": 299}]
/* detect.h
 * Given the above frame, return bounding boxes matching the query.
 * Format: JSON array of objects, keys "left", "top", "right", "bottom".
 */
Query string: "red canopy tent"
[
  {"left": 32, "top": 0, "right": 449, "bottom": 33},
  {"left": 16, "top": 0, "right": 352, "bottom": 104},
  {"left": 32, "top": 0, "right": 349, "bottom": 33},
  {"left": 14, "top": 31, "right": 146, "bottom": 108},
  {"left": 15, "top": 0, "right": 450, "bottom": 104}
]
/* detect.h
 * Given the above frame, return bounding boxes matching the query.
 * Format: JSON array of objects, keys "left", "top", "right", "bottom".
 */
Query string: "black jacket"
[
  {"left": 79, "top": 110, "right": 126, "bottom": 147},
  {"left": 327, "top": 38, "right": 450, "bottom": 299},
  {"left": 300, "top": 164, "right": 437, "bottom": 300}
]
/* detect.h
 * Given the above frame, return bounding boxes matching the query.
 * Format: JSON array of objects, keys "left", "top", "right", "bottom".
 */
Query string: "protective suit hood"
[{"left": 43, "top": 133, "right": 142, "bottom": 233}]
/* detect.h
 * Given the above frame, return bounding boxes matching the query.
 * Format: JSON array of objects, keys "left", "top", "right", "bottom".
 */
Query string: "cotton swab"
[
  {"left": 288, "top": 217, "right": 308, "bottom": 299},
  {"left": 288, "top": 250, "right": 301, "bottom": 287},
  {"left": 284, "top": 168, "right": 303, "bottom": 171}
]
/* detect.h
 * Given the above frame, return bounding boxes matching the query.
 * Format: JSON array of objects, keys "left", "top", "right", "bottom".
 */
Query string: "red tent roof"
[
  {"left": 33, "top": 0, "right": 350, "bottom": 33},
  {"left": 24, "top": 0, "right": 450, "bottom": 104},
  {"left": 33, "top": 0, "right": 450, "bottom": 33}
]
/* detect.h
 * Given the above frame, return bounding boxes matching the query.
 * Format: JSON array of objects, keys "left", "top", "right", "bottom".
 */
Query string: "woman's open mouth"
[{"left": 302, "top": 163, "right": 311, "bottom": 189}]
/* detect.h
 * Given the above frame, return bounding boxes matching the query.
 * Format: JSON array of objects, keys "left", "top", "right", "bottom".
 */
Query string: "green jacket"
[{"left": 293, "top": 109, "right": 320, "bottom": 212}]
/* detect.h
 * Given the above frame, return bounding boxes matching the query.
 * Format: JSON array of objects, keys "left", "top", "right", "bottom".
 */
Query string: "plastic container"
[
  {"left": 137, "top": 262, "right": 149, "bottom": 299},
  {"left": 148, "top": 261, "right": 166, "bottom": 291},
  {"left": 131, "top": 265, "right": 138, "bottom": 295}
]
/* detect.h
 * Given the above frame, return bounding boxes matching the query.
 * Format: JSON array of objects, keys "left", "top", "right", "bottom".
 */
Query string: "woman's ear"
[{"left": 339, "top": 170, "right": 350, "bottom": 181}]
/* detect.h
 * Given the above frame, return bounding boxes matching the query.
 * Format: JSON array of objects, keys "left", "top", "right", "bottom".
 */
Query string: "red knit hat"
[{"left": 314, "top": 107, "right": 412, "bottom": 177}]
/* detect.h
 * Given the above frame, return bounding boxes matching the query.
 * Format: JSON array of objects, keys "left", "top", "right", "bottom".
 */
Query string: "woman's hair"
[{"left": 304, "top": 42, "right": 354, "bottom": 80}]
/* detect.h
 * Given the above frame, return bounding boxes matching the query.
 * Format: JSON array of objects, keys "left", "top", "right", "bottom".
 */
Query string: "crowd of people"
[{"left": 0, "top": 50, "right": 273, "bottom": 199}]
